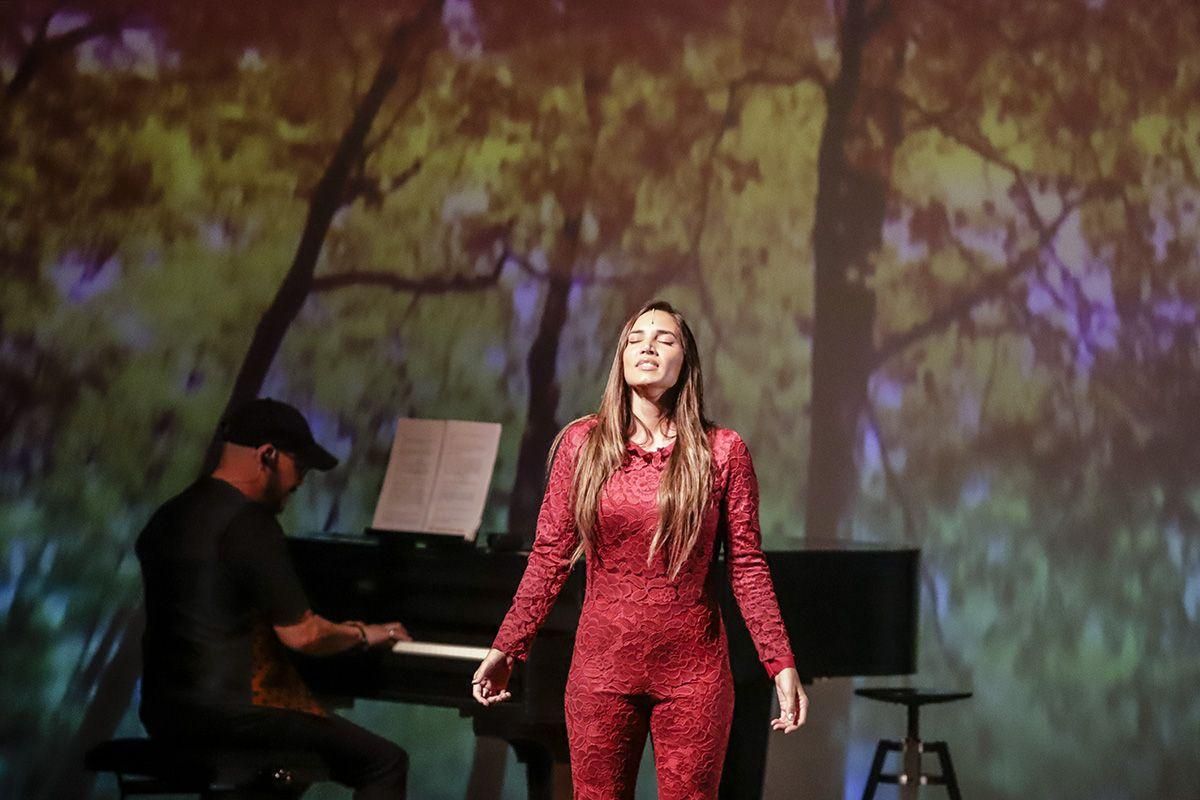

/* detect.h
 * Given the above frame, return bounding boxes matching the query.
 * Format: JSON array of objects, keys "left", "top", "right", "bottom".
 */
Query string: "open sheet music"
[{"left": 371, "top": 418, "right": 502, "bottom": 540}]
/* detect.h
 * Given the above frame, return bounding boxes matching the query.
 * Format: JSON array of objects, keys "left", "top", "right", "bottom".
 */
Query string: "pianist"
[
  {"left": 474, "top": 301, "right": 809, "bottom": 799},
  {"left": 136, "top": 398, "right": 410, "bottom": 799}
]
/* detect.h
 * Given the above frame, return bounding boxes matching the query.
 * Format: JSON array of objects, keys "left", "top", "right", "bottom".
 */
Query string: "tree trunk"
[
  {"left": 803, "top": 2, "right": 903, "bottom": 796},
  {"left": 1, "top": 13, "right": 124, "bottom": 116},
  {"left": 202, "top": 0, "right": 445, "bottom": 471},
  {"left": 805, "top": 0, "right": 901, "bottom": 540},
  {"left": 506, "top": 70, "right": 609, "bottom": 544},
  {"left": 507, "top": 271, "right": 575, "bottom": 542}
]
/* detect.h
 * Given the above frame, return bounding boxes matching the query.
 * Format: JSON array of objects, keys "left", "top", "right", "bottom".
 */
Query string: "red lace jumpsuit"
[{"left": 493, "top": 419, "right": 795, "bottom": 799}]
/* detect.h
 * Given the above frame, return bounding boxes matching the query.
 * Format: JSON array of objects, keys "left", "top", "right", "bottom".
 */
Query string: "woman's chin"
[{"left": 629, "top": 386, "right": 672, "bottom": 404}]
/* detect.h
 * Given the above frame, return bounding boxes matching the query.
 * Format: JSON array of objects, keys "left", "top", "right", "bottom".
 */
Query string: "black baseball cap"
[{"left": 218, "top": 398, "right": 339, "bottom": 471}]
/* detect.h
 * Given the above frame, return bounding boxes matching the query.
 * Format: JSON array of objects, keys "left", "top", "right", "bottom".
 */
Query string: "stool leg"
[
  {"left": 900, "top": 738, "right": 922, "bottom": 800},
  {"left": 861, "top": 740, "right": 890, "bottom": 800},
  {"left": 929, "top": 742, "right": 962, "bottom": 800}
]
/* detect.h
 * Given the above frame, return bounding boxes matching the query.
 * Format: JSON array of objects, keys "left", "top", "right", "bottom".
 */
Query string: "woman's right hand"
[{"left": 471, "top": 648, "right": 515, "bottom": 706}]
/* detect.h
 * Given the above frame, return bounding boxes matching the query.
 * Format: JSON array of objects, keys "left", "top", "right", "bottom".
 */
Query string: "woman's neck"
[{"left": 629, "top": 390, "right": 675, "bottom": 448}]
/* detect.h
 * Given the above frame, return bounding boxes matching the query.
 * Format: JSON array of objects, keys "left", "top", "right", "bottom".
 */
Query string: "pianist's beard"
[{"left": 262, "top": 471, "right": 295, "bottom": 514}]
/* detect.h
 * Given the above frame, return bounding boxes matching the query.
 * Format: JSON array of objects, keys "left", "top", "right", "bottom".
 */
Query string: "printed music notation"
[{"left": 371, "top": 418, "right": 501, "bottom": 540}]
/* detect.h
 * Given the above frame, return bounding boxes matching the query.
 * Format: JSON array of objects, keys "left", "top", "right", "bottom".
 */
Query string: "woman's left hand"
[{"left": 771, "top": 667, "right": 808, "bottom": 733}]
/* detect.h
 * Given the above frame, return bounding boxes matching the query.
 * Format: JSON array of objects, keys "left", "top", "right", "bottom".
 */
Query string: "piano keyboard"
[{"left": 391, "top": 640, "right": 491, "bottom": 661}]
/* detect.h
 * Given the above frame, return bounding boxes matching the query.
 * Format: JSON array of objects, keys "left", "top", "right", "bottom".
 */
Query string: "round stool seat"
[{"left": 855, "top": 687, "right": 973, "bottom": 706}]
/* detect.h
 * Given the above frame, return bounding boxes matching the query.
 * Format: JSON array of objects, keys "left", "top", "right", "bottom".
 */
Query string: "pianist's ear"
[{"left": 260, "top": 446, "right": 277, "bottom": 470}]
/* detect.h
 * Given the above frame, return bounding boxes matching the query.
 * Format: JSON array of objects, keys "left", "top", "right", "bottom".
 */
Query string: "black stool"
[
  {"left": 854, "top": 687, "right": 971, "bottom": 800},
  {"left": 85, "top": 737, "right": 332, "bottom": 798}
]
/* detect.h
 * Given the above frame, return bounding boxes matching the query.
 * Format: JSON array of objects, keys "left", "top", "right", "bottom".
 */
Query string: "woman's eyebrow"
[{"left": 629, "top": 327, "right": 678, "bottom": 338}]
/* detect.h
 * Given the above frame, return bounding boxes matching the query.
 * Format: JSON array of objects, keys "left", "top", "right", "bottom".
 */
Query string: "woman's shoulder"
[
  {"left": 559, "top": 415, "right": 600, "bottom": 448},
  {"left": 564, "top": 414, "right": 599, "bottom": 435},
  {"left": 708, "top": 426, "right": 751, "bottom": 460}
]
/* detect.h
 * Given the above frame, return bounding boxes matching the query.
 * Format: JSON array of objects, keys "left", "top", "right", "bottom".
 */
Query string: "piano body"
[{"left": 288, "top": 533, "right": 918, "bottom": 799}]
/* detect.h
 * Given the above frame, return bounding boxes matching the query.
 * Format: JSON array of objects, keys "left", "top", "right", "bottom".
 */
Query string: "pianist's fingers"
[{"left": 384, "top": 622, "right": 412, "bottom": 642}]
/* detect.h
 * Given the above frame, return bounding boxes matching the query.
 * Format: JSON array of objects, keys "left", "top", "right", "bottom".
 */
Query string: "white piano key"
[{"left": 390, "top": 640, "right": 491, "bottom": 661}]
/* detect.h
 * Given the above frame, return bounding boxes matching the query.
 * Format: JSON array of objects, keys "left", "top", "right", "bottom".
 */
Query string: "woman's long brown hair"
[{"left": 551, "top": 300, "right": 712, "bottom": 579}]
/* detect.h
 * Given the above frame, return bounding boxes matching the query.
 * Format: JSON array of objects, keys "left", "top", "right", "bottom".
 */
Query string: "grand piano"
[{"left": 289, "top": 532, "right": 919, "bottom": 799}]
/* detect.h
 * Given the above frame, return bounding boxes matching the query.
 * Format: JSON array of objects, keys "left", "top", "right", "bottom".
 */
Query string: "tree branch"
[
  {"left": 877, "top": 184, "right": 1077, "bottom": 363},
  {"left": 662, "top": 63, "right": 829, "bottom": 350},
  {"left": 310, "top": 247, "right": 508, "bottom": 294},
  {"left": 364, "top": 53, "right": 431, "bottom": 156},
  {"left": 3, "top": 11, "right": 125, "bottom": 107},
  {"left": 504, "top": 249, "right": 629, "bottom": 288},
  {"left": 871, "top": 92, "right": 1127, "bottom": 369},
  {"left": 872, "top": 241, "right": 1030, "bottom": 369},
  {"left": 897, "top": 92, "right": 1122, "bottom": 236},
  {"left": 208, "top": 0, "right": 446, "bottom": 471},
  {"left": 728, "top": 64, "right": 829, "bottom": 93}
]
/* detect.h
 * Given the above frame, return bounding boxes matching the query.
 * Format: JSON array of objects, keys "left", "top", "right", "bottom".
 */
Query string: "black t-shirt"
[{"left": 136, "top": 476, "right": 309, "bottom": 710}]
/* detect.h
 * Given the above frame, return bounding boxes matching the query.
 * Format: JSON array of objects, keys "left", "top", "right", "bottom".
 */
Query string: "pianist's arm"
[
  {"left": 223, "top": 489, "right": 409, "bottom": 658},
  {"left": 275, "top": 610, "right": 406, "bottom": 656}
]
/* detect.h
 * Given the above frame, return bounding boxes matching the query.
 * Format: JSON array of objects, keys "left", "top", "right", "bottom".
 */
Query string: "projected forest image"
[{"left": 1, "top": 0, "right": 1198, "bottom": 797}]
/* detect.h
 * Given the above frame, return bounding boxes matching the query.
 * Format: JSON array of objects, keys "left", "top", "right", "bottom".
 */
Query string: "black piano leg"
[
  {"left": 466, "top": 736, "right": 509, "bottom": 800},
  {"left": 512, "top": 741, "right": 554, "bottom": 800},
  {"left": 719, "top": 679, "right": 773, "bottom": 800}
]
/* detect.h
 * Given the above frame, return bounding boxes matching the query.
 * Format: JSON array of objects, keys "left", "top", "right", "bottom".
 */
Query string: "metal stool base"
[{"left": 861, "top": 738, "right": 961, "bottom": 800}]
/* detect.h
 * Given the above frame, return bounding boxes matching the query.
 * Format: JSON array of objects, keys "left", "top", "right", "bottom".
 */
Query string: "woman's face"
[{"left": 622, "top": 309, "right": 684, "bottom": 398}]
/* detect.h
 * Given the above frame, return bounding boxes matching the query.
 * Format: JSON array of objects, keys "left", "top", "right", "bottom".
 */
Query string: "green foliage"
[{"left": 1, "top": 1, "right": 1198, "bottom": 798}]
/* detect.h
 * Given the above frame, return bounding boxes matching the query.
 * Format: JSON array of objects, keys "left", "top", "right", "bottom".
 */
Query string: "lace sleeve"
[
  {"left": 723, "top": 432, "right": 796, "bottom": 677},
  {"left": 492, "top": 421, "right": 589, "bottom": 660}
]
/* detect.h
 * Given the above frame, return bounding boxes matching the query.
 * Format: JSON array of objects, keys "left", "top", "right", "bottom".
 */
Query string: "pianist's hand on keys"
[
  {"left": 471, "top": 648, "right": 515, "bottom": 706},
  {"left": 347, "top": 620, "right": 412, "bottom": 648}
]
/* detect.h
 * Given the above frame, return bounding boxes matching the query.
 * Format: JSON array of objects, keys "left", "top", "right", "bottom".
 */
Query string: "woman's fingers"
[
  {"left": 770, "top": 686, "right": 808, "bottom": 733},
  {"left": 795, "top": 693, "right": 809, "bottom": 728},
  {"left": 471, "top": 657, "right": 513, "bottom": 706},
  {"left": 778, "top": 691, "right": 796, "bottom": 729},
  {"left": 471, "top": 660, "right": 492, "bottom": 705},
  {"left": 473, "top": 681, "right": 512, "bottom": 706}
]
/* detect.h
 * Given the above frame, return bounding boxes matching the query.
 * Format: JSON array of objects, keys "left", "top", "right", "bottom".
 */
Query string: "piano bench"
[
  {"left": 85, "top": 737, "right": 332, "bottom": 798},
  {"left": 854, "top": 687, "right": 972, "bottom": 800}
]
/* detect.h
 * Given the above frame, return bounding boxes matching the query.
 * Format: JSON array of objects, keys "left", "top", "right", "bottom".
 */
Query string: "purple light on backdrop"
[
  {"left": 960, "top": 472, "right": 991, "bottom": 509},
  {"left": 443, "top": 0, "right": 482, "bottom": 59},
  {"left": 512, "top": 275, "right": 541, "bottom": 324},
  {"left": 868, "top": 375, "right": 904, "bottom": 410},
  {"left": 484, "top": 345, "right": 506, "bottom": 371},
  {"left": 50, "top": 251, "right": 121, "bottom": 303}
]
